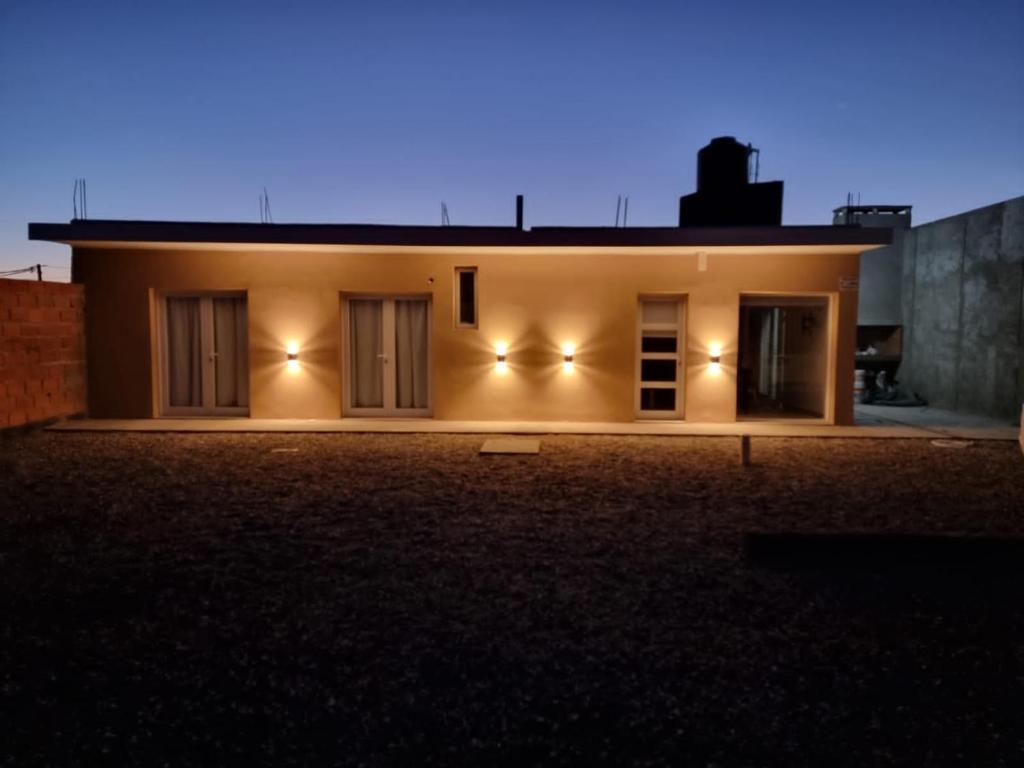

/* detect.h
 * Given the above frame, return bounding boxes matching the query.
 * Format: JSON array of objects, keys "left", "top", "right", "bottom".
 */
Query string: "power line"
[{"left": 0, "top": 264, "right": 68, "bottom": 280}]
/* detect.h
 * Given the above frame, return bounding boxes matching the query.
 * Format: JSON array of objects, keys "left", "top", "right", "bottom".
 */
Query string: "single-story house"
[{"left": 28, "top": 219, "right": 889, "bottom": 424}]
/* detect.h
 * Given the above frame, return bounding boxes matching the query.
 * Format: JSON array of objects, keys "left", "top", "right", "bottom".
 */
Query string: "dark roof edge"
[
  {"left": 28, "top": 219, "right": 892, "bottom": 248},
  {"left": 832, "top": 205, "right": 913, "bottom": 214}
]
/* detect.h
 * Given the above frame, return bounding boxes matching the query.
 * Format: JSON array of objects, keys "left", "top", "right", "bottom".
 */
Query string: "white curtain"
[
  {"left": 395, "top": 299, "right": 428, "bottom": 409},
  {"left": 350, "top": 300, "right": 383, "bottom": 408},
  {"left": 166, "top": 297, "right": 201, "bottom": 407},
  {"left": 213, "top": 297, "right": 249, "bottom": 407}
]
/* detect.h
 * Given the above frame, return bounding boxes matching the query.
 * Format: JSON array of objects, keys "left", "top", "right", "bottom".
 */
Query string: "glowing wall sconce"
[
  {"left": 562, "top": 342, "right": 575, "bottom": 372},
  {"left": 286, "top": 341, "right": 300, "bottom": 373},
  {"left": 495, "top": 341, "right": 508, "bottom": 374},
  {"left": 708, "top": 342, "right": 722, "bottom": 376}
]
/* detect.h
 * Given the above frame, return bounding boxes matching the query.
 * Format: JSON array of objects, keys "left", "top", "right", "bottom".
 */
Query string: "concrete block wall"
[
  {"left": 899, "top": 197, "right": 1024, "bottom": 421},
  {"left": 0, "top": 278, "right": 86, "bottom": 428}
]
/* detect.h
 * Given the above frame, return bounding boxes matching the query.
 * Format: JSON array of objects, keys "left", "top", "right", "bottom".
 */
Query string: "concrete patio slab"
[
  {"left": 45, "top": 417, "right": 1018, "bottom": 440},
  {"left": 855, "top": 403, "right": 1019, "bottom": 441},
  {"left": 479, "top": 438, "right": 541, "bottom": 454}
]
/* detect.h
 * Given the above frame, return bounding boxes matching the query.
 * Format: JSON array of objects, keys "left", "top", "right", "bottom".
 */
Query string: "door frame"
[
  {"left": 736, "top": 291, "right": 836, "bottom": 424},
  {"left": 156, "top": 291, "right": 250, "bottom": 417},
  {"left": 635, "top": 294, "right": 687, "bottom": 420},
  {"left": 341, "top": 294, "right": 433, "bottom": 418}
]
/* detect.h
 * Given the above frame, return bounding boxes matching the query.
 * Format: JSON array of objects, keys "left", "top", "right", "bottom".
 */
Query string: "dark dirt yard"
[{"left": 1, "top": 431, "right": 1023, "bottom": 767}]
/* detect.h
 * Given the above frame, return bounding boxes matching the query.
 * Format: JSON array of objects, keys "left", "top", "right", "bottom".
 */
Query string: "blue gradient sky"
[{"left": 2, "top": 0, "right": 1022, "bottom": 276}]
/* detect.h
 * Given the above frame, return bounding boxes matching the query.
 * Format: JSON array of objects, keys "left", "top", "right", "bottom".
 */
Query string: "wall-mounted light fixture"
[
  {"left": 286, "top": 341, "right": 300, "bottom": 373},
  {"left": 562, "top": 342, "right": 575, "bottom": 372},
  {"left": 708, "top": 342, "right": 722, "bottom": 376},
  {"left": 495, "top": 341, "right": 508, "bottom": 374}
]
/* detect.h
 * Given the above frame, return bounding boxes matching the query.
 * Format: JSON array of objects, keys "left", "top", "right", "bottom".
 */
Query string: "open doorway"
[{"left": 737, "top": 295, "right": 830, "bottom": 419}]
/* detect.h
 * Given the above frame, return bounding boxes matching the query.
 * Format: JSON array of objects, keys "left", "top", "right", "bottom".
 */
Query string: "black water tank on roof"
[{"left": 696, "top": 136, "right": 750, "bottom": 193}]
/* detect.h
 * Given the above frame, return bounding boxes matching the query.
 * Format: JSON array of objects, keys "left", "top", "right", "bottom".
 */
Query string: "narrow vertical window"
[{"left": 455, "top": 267, "right": 477, "bottom": 327}]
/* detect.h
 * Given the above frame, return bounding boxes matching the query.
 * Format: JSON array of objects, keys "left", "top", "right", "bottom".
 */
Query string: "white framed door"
[
  {"left": 159, "top": 293, "right": 249, "bottom": 416},
  {"left": 346, "top": 296, "right": 431, "bottom": 417},
  {"left": 636, "top": 297, "right": 685, "bottom": 419}
]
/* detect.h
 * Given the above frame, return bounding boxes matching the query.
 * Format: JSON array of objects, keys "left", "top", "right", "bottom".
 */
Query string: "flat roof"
[{"left": 28, "top": 219, "right": 892, "bottom": 248}]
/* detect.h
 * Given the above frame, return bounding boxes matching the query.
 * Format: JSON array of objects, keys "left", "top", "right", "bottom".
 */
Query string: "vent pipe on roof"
[{"left": 515, "top": 195, "right": 524, "bottom": 230}]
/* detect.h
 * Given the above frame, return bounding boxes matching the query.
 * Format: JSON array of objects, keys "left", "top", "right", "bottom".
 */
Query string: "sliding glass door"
[
  {"left": 347, "top": 297, "right": 430, "bottom": 416},
  {"left": 161, "top": 294, "right": 249, "bottom": 416}
]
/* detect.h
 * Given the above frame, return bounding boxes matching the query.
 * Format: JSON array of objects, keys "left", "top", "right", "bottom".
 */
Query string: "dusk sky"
[{"left": 2, "top": 0, "right": 1021, "bottom": 276}]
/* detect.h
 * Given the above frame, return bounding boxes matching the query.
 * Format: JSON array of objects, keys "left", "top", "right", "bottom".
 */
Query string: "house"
[{"left": 27, "top": 217, "right": 888, "bottom": 424}]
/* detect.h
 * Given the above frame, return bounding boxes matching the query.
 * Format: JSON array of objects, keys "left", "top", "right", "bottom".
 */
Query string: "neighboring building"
[
  {"left": 834, "top": 204, "right": 912, "bottom": 327},
  {"left": 678, "top": 137, "right": 784, "bottom": 227},
  {"left": 28, "top": 220, "right": 886, "bottom": 424},
  {"left": 844, "top": 197, "right": 1024, "bottom": 420},
  {"left": 834, "top": 205, "right": 913, "bottom": 396}
]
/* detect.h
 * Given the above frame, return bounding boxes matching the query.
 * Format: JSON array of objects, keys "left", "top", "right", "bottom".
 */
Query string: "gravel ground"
[{"left": 1, "top": 431, "right": 1023, "bottom": 767}]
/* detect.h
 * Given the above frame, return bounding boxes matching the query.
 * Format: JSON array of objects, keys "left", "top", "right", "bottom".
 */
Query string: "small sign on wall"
[{"left": 839, "top": 277, "right": 859, "bottom": 291}]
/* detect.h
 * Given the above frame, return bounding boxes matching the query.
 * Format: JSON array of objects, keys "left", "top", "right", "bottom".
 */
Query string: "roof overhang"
[{"left": 28, "top": 219, "right": 892, "bottom": 251}]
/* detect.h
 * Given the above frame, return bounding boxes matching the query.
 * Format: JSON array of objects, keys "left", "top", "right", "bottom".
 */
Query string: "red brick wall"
[{"left": 0, "top": 278, "right": 86, "bottom": 428}]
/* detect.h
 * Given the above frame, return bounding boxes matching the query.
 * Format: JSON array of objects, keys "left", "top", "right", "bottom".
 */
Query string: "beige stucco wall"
[{"left": 72, "top": 244, "right": 861, "bottom": 424}]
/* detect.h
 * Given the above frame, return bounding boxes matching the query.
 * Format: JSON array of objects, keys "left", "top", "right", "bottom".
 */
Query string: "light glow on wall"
[
  {"left": 562, "top": 342, "right": 575, "bottom": 372},
  {"left": 494, "top": 341, "right": 508, "bottom": 374},
  {"left": 286, "top": 341, "right": 300, "bottom": 373},
  {"left": 708, "top": 342, "right": 722, "bottom": 376}
]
